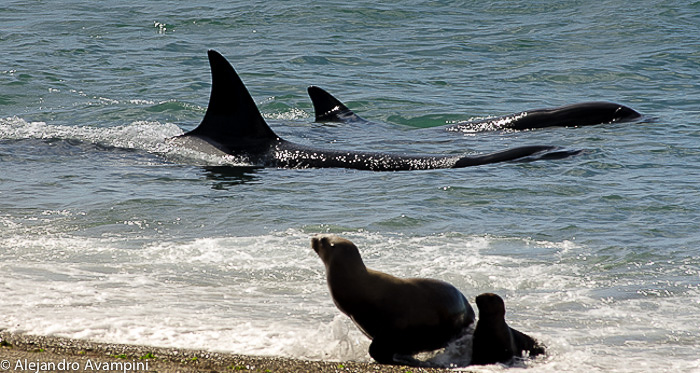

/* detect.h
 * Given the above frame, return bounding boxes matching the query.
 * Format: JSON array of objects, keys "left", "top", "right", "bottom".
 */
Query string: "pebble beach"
[
  {"left": 0, "top": 332, "right": 454, "bottom": 373},
  {"left": 3, "top": 1, "right": 700, "bottom": 372}
]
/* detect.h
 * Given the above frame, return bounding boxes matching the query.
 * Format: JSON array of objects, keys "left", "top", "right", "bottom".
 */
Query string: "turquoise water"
[{"left": 1, "top": 1, "right": 699, "bottom": 371}]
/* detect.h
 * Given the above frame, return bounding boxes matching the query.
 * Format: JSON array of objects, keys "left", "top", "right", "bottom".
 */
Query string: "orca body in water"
[
  {"left": 177, "top": 51, "right": 575, "bottom": 171},
  {"left": 307, "top": 86, "right": 642, "bottom": 131}
]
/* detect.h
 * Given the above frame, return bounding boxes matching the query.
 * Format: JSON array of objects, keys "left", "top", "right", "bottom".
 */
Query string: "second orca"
[{"left": 307, "top": 86, "right": 642, "bottom": 131}]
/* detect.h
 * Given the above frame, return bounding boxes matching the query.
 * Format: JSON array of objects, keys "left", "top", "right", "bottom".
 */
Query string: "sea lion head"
[
  {"left": 475, "top": 293, "right": 506, "bottom": 319},
  {"left": 311, "top": 234, "right": 365, "bottom": 269}
]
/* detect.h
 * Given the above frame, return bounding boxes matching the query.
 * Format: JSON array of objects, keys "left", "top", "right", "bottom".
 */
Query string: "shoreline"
[{"left": 0, "top": 331, "right": 457, "bottom": 373}]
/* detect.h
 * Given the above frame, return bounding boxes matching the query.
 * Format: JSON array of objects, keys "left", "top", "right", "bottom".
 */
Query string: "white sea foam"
[
  {"left": 0, "top": 116, "right": 179, "bottom": 148},
  {"left": 263, "top": 107, "right": 310, "bottom": 121},
  {"left": 0, "top": 116, "right": 252, "bottom": 166},
  {"left": 2, "top": 229, "right": 699, "bottom": 371}
]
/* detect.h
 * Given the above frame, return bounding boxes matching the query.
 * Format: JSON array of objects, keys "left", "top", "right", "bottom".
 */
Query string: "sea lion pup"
[
  {"left": 471, "top": 293, "right": 545, "bottom": 365},
  {"left": 311, "top": 234, "right": 475, "bottom": 365}
]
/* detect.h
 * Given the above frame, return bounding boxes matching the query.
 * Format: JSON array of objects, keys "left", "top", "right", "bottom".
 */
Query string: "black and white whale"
[
  {"left": 175, "top": 50, "right": 576, "bottom": 171},
  {"left": 307, "top": 86, "right": 643, "bottom": 131}
]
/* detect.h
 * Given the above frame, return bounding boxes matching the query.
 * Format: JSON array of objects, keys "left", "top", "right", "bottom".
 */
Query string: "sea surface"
[{"left": 1, "top": 1, "right": 699, "bottom": 371}]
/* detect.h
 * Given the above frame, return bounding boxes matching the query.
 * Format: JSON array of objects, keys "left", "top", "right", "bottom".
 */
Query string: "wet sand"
[{"left": 0, "top": 331, "right": 457, "bottom": 373}]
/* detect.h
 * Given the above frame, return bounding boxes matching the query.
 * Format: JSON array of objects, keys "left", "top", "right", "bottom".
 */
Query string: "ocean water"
[{"left": 1, "top": 1, "right": 699, "bottom": 371}]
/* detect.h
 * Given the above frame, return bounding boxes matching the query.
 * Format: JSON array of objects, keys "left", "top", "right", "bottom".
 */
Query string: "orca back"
[
  {"left": 307, "top": 86, "right": 366, "bottom": 123},
  {"left": 184, "top": 50, "right": 278, "bottom": 148}
]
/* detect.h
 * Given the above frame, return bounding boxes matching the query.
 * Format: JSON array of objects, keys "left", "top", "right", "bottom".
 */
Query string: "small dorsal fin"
[
  {"left": 184, "top": 50, "right": 278, "bottom": 145},
  {"left": 307, "top": 86, "right": 366, "bottom": 123}
]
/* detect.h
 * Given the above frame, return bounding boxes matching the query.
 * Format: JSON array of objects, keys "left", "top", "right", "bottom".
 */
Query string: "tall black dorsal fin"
[
  {"left": 185, "top": 50, "right": 277, "bottom": 144},
  {"left": 307, "top": 86, "right": 365, "bottom": 123}
]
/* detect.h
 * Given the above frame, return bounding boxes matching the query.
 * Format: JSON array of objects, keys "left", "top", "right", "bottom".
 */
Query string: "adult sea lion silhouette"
[
  {"left": 311, "top": 234, "right": 475, "bottom": 365},
  {"left": 307, "top": 85, "right": 642, "bottom": 131},
  {"left": 176, "top": 50, "right": 576, "bottom": 171},
  {"left": 471, "top": 293, "right": 545, "bottom": 365}
]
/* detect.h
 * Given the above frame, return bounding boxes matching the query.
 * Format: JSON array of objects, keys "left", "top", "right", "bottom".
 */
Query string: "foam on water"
[
  {"left": 0, "top": 116, "right": 179, "bottom": 150},
  {"left": 0, "top": 116, "right": 253, "bottom": 167},
  {"left": 0, "top": 228, "right": 366, "bottom": 359},
  {"left": 2, "top": 226, "right": 698, "bottom": 371},
  {"left": 3, "top": 2, "right": 700, "bottom": 371}
]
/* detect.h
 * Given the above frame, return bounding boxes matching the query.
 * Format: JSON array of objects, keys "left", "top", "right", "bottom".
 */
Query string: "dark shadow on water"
[
  {"left": 512, "top": 147, "right": 587, "bottom": 163},
  {"left": 202, "top": 165, "right": 263, "bottom": 189}
]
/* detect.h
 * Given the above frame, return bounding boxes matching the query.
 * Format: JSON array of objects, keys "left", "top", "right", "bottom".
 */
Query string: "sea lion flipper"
[
  {"left": 369, "top": 337, "right": 396, "bottom": 364},
  {"left": 510, "top": 327, "right": 545, "bottom": 357}
]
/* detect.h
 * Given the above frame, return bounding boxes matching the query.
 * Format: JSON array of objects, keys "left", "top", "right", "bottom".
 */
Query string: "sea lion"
[
  {"left": 471, "top": 293, "right": 545, "bottom": 365},
  {"left": 311, "top": 234, "right": 475, "bottom": 365}
]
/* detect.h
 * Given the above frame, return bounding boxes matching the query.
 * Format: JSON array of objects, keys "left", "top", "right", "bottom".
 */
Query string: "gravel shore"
[{"left": 0, "top": 331, "right": 458, "bottom": 373}]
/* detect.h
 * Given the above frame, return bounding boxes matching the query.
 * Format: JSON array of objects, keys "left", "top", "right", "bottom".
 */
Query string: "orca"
[
  {"left": 307, "top": 86, "right": 643, "bottom": 131},
  {"left": 307, "top": 85, "right": 370, "bottom": 124},
  {"left": 177, "top": 50, "right": 575, "bottom": 171}
]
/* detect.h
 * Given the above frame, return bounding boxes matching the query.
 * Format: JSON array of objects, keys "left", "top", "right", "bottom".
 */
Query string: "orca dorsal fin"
[
  {"left": 185, "top": 50, "right": 278, "bottom": 145},
  {"left": 307, "top": 86, "right": 366, "bottom": 123}
]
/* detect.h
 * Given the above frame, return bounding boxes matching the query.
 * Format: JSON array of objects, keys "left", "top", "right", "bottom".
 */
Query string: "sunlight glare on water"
[{"left": 2, "top": 1, "right": 700, "bottom": 371}]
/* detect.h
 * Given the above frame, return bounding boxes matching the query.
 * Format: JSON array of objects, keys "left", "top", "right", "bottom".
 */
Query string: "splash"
[{"left": 0, "top": 116, "right": 251, "bottom": 166}]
